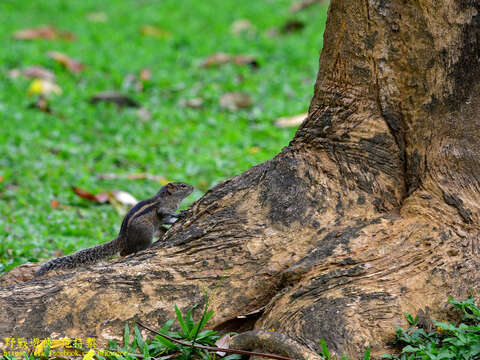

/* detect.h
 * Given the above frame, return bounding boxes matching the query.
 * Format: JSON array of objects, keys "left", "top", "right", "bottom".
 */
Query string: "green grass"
[{"left": 0, "top": 0, "right": 329, "bottom": 273}]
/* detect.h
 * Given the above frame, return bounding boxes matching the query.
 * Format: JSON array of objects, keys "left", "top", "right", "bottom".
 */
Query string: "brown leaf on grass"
[
  {"left": 97, "top": 173, "right": 123, "bottom": 180},
  {"left": 27, "top": 95, "right": 66, "bottom": 119},
  {"left": 97, "top": 173, "right": 168, "bottom": 184},
  {"left": 71, "top": 187, "right": 109, "bottom": 203},
  {"left": 27, "top": 79, "right": 62, "bottom": 96},
  {"left": 219, "top": 92, "right": 253, "bottom": 111},
  {"left": 290, "top": 0, "right": 328, "bottom": 12},
  {"left": 179, "top": 98, "right": 204, "bottom": 109},
  {"left": 201, "top": 52, "right": 230, "bottom": 67},
  {"left": 248, "top": 146, "right": 260, "bottom": 154},
  {"left": 265, "top": 28, "right": 279, "bottom": 38},
  {"left": 123, "top": 74, "right": 142, "bottom": 92},
  {"left": 108, "top": 191, "right": 139, "bottom": 216},
  {"left": 266, "top": 19, "right": 306, "bottom": 37},
  {"left": 46, "top": 51, "right": 84, "bottom": 74},
  {"left": 201, "top": 53, "right": 259, "bottom": 68},
  {"left": 28, "top": 96, "right": 52, "bottom": 113},
  {"left": 274, "top": 112, "right": 308, "bottom": 128},
  {"left": 137, "top": 107, "right": 152, "bottom": 121},
  {"left": 230, "top": 19, "right": 255, "bottom": 36},
  {"left": 140, "top": 25, "right": 170, "bottom": 38},
  {"left": 89, "top": 91, "right": 140, "bottom": 107},
  {"left": 233, "top": 55, "right": 259, "bottom": 68},
  {"left": 280, "top": 20, "right": 305, "bottom": 33},
  {"left": 7, "top": 69, "right": 22, "bottom": 79},
  {"left": 128, "top": 174, "right": 168, "bottom": 184},
  {"left": 123, "top": 68, "right": 152, "bottom": 92},
  {"left": 86, "top": 12, "right": 108, "bottom": 23},
  {"left": 8, "top": 66, "right": 55, "bottom": 81},
  {"left": 140, "top": 68, "right": 152, "bottom": 82},
  {"left": 51, "top": 199, "right": 73, "bottom": 210},
  {"left": 109, "top": 190, "right": 138, "bottom": 207},
  {"left": 13, "top": 25, "right": 75, "bottom": 41}
]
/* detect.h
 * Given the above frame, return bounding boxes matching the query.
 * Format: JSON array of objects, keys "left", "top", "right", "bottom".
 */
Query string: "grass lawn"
[{"left": 0, "top": 0, "right": 329, "bottom": 273}]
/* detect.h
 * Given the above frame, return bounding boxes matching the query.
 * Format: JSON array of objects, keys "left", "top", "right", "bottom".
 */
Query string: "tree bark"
[{"left": 1, "top": 0, "right": 479, "bottom": 358}]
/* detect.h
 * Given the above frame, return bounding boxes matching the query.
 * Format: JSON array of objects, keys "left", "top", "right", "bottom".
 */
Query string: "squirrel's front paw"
[{"left": 178, "top": 210, "right": 189, "bottom": 219}]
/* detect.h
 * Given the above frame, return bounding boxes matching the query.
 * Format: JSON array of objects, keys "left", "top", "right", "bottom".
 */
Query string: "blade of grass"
[{"left": 175, "top": 304, "right": 189, "bottom": 336}]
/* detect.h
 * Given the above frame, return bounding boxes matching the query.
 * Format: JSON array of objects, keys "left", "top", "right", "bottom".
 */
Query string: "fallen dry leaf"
[
  {"left": 219, "top": 92, "right": 253, "bottom": 111},
  {"left": 280, "top": 19, "right": 305, "bottom": 33},
  {"left": 13, "top": 25, "right": 75, "bottom": 41},
  {"left": 71, "top": 187, "right": 109, "bottom": 203},
  {"left": 46, "top": 51, "right": 84, "bottom": 74},
  {"left": 98, "top": 173, "right": 168, "bottom": 183},
  {"left": 140, "top": 68, "right": 152, "bottom": 82},
  {"left": 0, "top": 176, "right": 4, "bottom": 182},
  {"left": 90, "top": 91, "right": 140, "bottom": 107},
  {"left": 86, "top": 12, "right": 108, "bottom": 22},
  {"left": 27, "top": 96, "right": 66, "bottom": 119},
  {"left": 248, "top": 146, "right": 260, "bottom": 154},
  {"left": 274, "top": 112, "right": 308, "bottom": 128},
  {"left": 201, "top": 53, "right": 259, "bottom": 68},
  {"left": 290, "top": 0, "right": 328, "bottom": 12},
  {"left": 179, "top": 98, "right": 204, "bottom": 109},
  {"left": 230, "top": 19, "right": 255, "bottom": 36},
  {"left": 27, "top": 79, "right": 62, "bottom": 96},
  {"left": 9, "top": 66, "right": 55, "bottom": 81},
  {"left": 7, "top": 69, "right": 21, "bottom": 79},
  {"left": 140, "top": 25, "right": 170, "bottom": 38},
  {"left": 137, "top": 107, "right": 152, "bottom": 121},
  {"left": 109, "top": 190, "right": 138, "bottom": 207},
  {"left": 201, "top": 52, "right": 231, "bottom": 67},
  {"left": 215, "top": 334, "right": 231, "bottom": 357},
  {"left": 123, "top": 68, "right": 152, "bottom": 92},
  {"left": 123, "top": 73, "right": 142, "bottom": 92},
  {"left": 97, "top": 173, "right": 122, "bottom": 180},
  {"left": 28, "top": 96, "right": 51, "bottom": 113},
  {"left": 265, "top": 28, "right": 279, "bottom": 37},
  {"left": 233, "top": 55, "right": 259, "bottom": 68},
  {"left": 108, "top": 190, "right": 138, "bottom": 216},
  {"left": 50, "top": 199, "right": 73, "bottom": 210},
  {"left": 266, "top": 19, "right": 306, "bottom": 37}
]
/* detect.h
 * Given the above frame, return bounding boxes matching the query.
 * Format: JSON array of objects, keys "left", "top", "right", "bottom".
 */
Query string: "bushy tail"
[{"left": 35, "top": 237, "right": 122, "bottom": 277}]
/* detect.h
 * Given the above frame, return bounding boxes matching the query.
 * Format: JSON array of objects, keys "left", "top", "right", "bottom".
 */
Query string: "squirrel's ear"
[{"left": 166, "top": 183, "right": 174, "bottom": 193}]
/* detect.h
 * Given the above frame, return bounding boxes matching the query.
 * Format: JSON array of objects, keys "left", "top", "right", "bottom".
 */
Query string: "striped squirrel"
[{"left": 35, "top": 182, "right": 193, "bottom": 276}]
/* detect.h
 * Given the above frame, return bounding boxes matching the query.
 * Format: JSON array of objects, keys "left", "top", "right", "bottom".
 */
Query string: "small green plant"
[
  {"left": 320, "top": 338, "right": 371, "bottom": 360},
  {"left": 381, "top": 297, "right": 480, "bottom": 360},
  {"left": 107, "top": 294, "right": 241, "bottom": 360},
  {"left": 320, "top": 338, "right": 331, "bottom": 359},
  {"left": 3, "top": 297, "right": 477, "bottom": 360},
  {"left": 0, "top": 295, "right": 240, "bottom": 360}
]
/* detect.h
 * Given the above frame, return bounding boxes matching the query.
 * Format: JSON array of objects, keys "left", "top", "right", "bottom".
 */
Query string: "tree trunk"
[{"left": 1, "top": 0, "right": 479, "bottom": 358}]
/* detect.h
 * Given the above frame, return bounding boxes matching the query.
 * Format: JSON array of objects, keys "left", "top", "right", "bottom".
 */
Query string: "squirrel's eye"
[{"left": 181, "top": 184, "right": 186, "bottom": 187}]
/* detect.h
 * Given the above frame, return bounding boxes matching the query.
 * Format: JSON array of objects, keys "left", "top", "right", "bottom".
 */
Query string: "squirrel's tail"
[{"left": 35, "top": 237, "right": 122, "bottom": 277}]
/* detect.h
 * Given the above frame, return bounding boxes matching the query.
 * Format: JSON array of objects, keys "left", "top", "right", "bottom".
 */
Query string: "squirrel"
[{"left": 35, "top": 182, "right": 193, "bottom": 277}]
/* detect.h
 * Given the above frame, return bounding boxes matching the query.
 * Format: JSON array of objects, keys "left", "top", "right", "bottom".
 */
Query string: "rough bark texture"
[{"left": 1, "top": 0, "right": 479, "bottom": 358}]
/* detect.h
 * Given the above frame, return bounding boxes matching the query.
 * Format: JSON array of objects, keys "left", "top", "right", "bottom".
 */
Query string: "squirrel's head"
[{"left": 157, "top": 182, "right": 194, "bottom": 200}]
